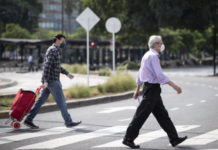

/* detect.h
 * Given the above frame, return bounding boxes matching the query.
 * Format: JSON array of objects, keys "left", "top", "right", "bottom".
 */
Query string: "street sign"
[
  {"left": 105, "top": 17, "right": 121, "bottom": 72},
  {"left": 76, "top": 7, "right": 100, "bottom": 31},
  {"left": 76, "top": 7, "right": 100, "bottom": 85},
  {"left": 106, "top": 17, "right": 121, "bottom": 34}
]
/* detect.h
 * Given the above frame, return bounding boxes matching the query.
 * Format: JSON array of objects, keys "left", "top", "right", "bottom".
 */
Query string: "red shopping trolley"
[{"left": 6, "top": 85, "right": 45, "bottom": 129}]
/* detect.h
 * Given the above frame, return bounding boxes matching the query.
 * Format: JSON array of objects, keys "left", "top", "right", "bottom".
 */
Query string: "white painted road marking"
[
  {"left": 16, "top": 126, "right": 127, "bottom": 149},
  {"left": 186, "top": 103, "right": 194, "bottom": 107},
  {"left": 0, "top": 126, "right": 86, "bottom": 145},
  {"left": 118, "top": 118, "right": 132, "bottom": 122},
  {"left": 170, "top": 107, "right": 179, "bottom": 111},
  {"left": 94, "top": 125, "right": 199, "bottom": 148},
  {"left": 97, "top": 106, "right": 136, "bottom": 114},
  {"left": 200, "top": 100, "right": 206, "bottom": 103},
  {"left": 181, "top": 129, "right": 218, "bottom": 145}
]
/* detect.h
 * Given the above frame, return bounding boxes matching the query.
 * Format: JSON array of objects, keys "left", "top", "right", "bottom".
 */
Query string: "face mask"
[
  {"left": 60, "top": 42, "right": 66, "bottom": 49},
  {"left": 160, "top": 44, "right": 165, "bottom": 52}
]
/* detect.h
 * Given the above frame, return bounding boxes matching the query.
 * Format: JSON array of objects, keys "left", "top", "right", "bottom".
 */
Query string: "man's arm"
[{"left": 151, "top": 55, "right": 182, "bottom": 94}]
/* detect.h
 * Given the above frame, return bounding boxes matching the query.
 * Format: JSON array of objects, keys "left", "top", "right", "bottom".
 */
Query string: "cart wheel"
[{"left": 13, "top": 122, "right": 20, "bottom": 129}]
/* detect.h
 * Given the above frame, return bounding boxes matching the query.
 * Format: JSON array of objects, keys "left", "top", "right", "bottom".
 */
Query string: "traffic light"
[{"left": 90, "top": 41, "right": 95, "bottom": 47}]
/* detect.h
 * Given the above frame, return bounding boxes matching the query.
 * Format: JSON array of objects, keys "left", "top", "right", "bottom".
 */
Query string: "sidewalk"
[{"left": 0, "top": 71, "right": 108, "bottom": 95}]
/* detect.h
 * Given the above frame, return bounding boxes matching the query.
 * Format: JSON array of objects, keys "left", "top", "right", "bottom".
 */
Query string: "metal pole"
[
  {"left": 61, "top": 0, "right": 64, "bottom": 33},
  {"left": 213, "top": 1, "right": 217, "bottom": 76},
  {"left": 87, "top": 19, "right": 90, "bottom": 86},
  {"left": 112, "top": 33, "right": 115, "bottom": 72}
]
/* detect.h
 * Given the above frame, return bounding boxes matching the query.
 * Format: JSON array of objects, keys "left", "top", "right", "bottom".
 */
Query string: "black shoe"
[
  {"left": 66, "top": 121, "right": 82, "bottom": 127},
  {"left": 122, "top": 139, "right": 140, "bottom": 149},
  {"left": 171, "top": 136, "right": 187, "bottom": 147},
  {"left": 24, "top": 120, "right": 39, "bottom": 129}
]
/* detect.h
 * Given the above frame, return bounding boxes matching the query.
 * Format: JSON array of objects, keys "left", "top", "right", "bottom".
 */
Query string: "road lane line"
[
  {"left": 16, "top": 126, "right": 127, "bottom": 149},
  {"left": 0, "top": 126, "right": 86, "bottom": 145},
  {"left": 97, "top": 106, "right": 136, "bottom": 114},
  {"left": 200, "top": 100, "right": 206, "bottom": 103},
  {"left": 94, "top": 125, "right": 200, "bottom": 148},
  {"left": 180, "top": 129, "right": 218, "bottom": 145},
  {"left": 170, "top": 107, "right": 179, "bottom": 111},
  {"left": 186, "top": 104, "right": 194, "bottom": 107},
  {"left": 118, "top": 118, "right": 132, "bottom": 122}
]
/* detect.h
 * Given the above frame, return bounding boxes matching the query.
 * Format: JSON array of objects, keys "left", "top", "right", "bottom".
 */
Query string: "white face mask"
[{"left": 160, "top": 44, "right": 165, "bottom": 52}]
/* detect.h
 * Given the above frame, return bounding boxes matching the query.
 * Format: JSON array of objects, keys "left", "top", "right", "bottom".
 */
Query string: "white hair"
[{"left": 148, "top": 35, "right": 162, "bottom": 48}]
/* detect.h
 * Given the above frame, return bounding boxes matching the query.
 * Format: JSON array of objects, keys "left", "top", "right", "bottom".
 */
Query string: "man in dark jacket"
[{"left": 24, "top": 34, "right": 81, "bottom": 129}]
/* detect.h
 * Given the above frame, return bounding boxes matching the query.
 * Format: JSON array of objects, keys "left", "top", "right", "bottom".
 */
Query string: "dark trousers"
[{"left": 124, "top": 82, "right": 178, "bottom": 142}]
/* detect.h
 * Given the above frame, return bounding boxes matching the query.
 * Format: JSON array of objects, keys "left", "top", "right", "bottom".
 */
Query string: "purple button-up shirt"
[{"left": 137, "top": 48, "right": 170, "bottom": 85}]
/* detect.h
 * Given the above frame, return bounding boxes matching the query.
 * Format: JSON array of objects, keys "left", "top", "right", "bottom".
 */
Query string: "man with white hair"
[{"left": 122, "top": 35, "right": 187, "bottom": 148}]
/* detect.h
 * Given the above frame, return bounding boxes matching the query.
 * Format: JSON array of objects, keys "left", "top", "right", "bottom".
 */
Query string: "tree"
[
  {"left": 82, "top": 0, "right": 159, "bottom": 47},
  {"left": 1, "top": 23, "right": 31, "bottom": 39},
  {"left": 0, "top": 0, "right": 42, "bottom": 33}
]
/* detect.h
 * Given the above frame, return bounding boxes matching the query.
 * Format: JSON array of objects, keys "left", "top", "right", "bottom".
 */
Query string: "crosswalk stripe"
[
  {"left": 94, "top": 125, "right": 200, "bottom": 148},
  {"left": 97, "top": 106, "right": 136, "bottom": 114},
  {"left": 0, "top": 126, "right": 86, "bottom": 145},
  {"left": 16, "top": 125, "right": 127, "bottom": 149},
  {"left": 180, "top": 129, "right": 218, "bottom": 145},
  {"left": 0, "top": 128, "right": 14, "bottom": 134}
]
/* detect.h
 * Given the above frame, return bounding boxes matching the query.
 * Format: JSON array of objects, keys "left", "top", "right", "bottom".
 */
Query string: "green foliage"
[
  {"left": 0, "top": 97, "right": 14, "bottom": 110},
  {"left": 61, "top": 64, "right": 87, "bottom": 74},
  {"left": 32, "top": 29, "right": 60, "bottom": 39},
  {"left": 65, "top": 85, "right": 93, "bottom": 98},
  {"left": 1, "top": 23, "right": 31, "bottom": 39},
  {"left": 67, "top": 27, "right": 86, "bottom": 39},
  {"left": 97, "top": 72, "right": 136, "bottom": 93},
  {"left": 0, "top": 0, "right": 42, "bottom": 33},
  {"left": 117, "top": 61, "right": 140, "bottom": 70},
  {"left": 98, "top": 68, "right": 111, "bottom": 76}
]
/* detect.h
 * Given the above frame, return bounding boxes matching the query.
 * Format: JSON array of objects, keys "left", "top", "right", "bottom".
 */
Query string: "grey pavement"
[
  {"left": 0, "top": 67, "right": 218, "bottom": 150},
  {"left": 0, "top": 71, "right": 108, "bottom": 95}
]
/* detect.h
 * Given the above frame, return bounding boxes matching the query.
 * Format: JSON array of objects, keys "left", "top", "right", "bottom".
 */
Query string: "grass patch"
[
  {"left": 61, "top": 63, "right": 87, "bottom": 74},
  {"left": 98, "top": 67, "right": 111, "bottom": 76},
  {"left": 64, "top": 85, "right": 100, "bottom": 99},
  {"left": 97, "top": 72, "right": 136, "bottom": 93},
  {"left": 0, "top": 97, "right": 14, "bottom": 110}
]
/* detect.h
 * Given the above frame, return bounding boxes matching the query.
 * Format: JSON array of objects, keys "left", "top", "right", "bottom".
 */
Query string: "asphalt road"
[{"left": 0, "top": 72, "right": 218, "bottom": 150}]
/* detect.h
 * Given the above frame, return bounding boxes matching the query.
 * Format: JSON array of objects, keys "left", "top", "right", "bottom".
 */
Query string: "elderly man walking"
[{"left": 122, "top": 35, "right": 187, "bottom": 149}]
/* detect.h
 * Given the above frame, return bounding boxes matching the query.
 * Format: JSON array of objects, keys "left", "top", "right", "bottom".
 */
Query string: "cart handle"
[{"left": 35, "top": 85, "right": 45, "bottom": 95}]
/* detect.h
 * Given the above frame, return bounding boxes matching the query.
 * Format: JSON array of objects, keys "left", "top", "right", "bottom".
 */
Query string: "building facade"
[{"left": 38, "top": 0, "right": 80, "bottom": 33}]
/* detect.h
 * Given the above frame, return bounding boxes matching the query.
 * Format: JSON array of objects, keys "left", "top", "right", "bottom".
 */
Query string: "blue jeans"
[{"left": 25, "top": 80, "right": 73, "bottom": 125}]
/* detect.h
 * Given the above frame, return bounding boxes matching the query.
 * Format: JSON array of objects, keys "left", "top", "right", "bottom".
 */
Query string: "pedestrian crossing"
[{"left": 0, "top": 124, "right": 218, "bottom": 149}]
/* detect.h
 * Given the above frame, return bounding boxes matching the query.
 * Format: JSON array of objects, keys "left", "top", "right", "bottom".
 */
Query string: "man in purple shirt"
[{"left": 122, "top": 35, "right": 187, "bottom": 149}]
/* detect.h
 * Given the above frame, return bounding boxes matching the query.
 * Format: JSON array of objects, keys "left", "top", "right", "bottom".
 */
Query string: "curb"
[
  {"left": 0, "top": 91, "right": 136, "bottom": 119},
  {"left": 0, "top": 78, "right": 17, "bottom": 89}
]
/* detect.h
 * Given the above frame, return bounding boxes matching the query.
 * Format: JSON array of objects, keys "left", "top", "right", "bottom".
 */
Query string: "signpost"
[
  {"left": 76, "top": 7, "right": 100, "bottom": 85},
  {"left": 105, "top": 17, "right": 121, "bottom": 72}
]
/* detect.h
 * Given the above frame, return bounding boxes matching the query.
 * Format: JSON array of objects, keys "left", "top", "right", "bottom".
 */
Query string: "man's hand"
[
  {"left": 133, "top": 91, "right": 140, "bottom": 99},
  {"left": 133, "top": 85, "right": 141, "bottom": 99},
  {"left": 67, "top": 74, "right": 74, "bottom": 79},
  {"left": 173, "top": 85, "right": 182, "bottom": 94},
  {"left": 168, "top": 81, "right": 182, "bottom": 94}
]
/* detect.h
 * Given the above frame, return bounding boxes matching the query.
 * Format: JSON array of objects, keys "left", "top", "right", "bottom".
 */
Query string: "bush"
[
  {"left": 117, "top": 61, "right": 140, "bottom": 70},
  {"left": 64, "top": 85, "right": 100, "bottom": 99},
  {"left": 99, "top": 68, "right": 111, "bottom": 76},
  {"left": 98, "top": 72, "right": 136, "bottom": 93},
  {"left": 61, "top": 64, "right": 87, "bottom": 74},
  {"left": 126, "top": 61, "right": 140, "bottom": 70}
]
